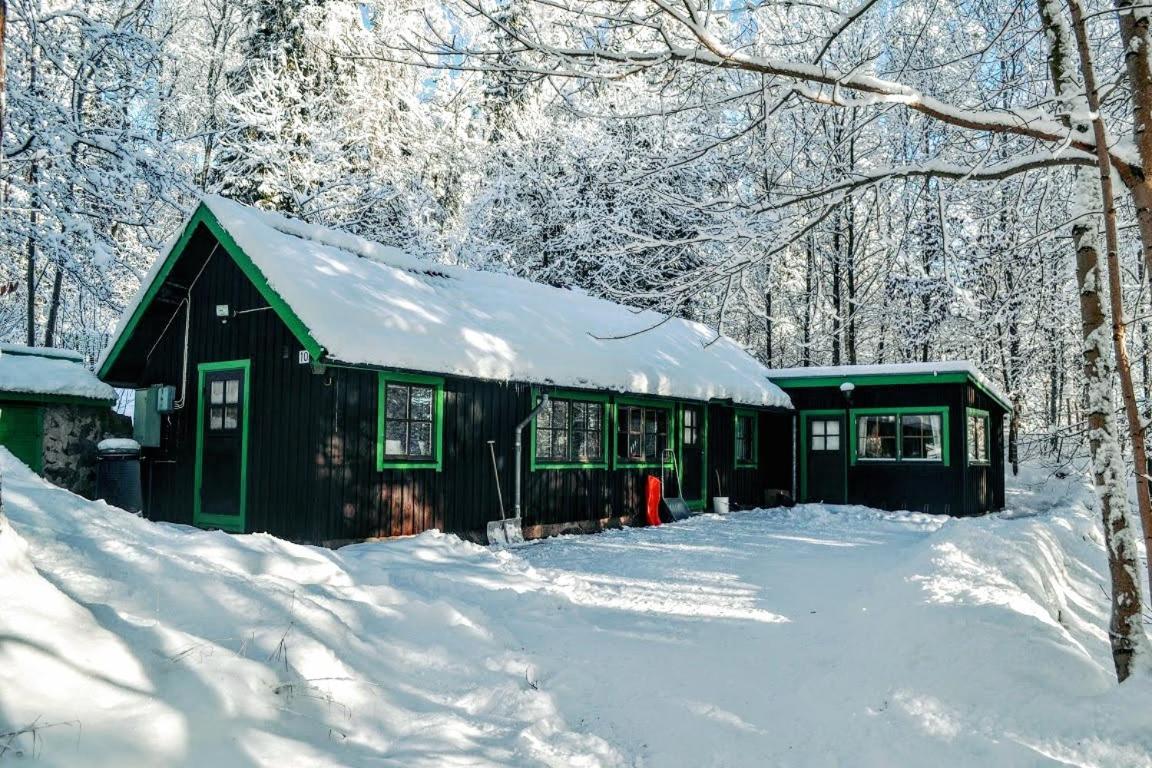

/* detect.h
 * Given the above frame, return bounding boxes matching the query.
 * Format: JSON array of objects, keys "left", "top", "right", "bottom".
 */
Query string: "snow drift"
[{"left": 1, "top": 449, "right": 1150, "bottom": 766}]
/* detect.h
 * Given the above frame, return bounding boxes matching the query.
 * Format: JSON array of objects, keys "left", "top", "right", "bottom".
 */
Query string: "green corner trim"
[
  {"left": 99, "top": 203, "right": 325, "bottom": 381},
  {"left": 376, "top": 371, "right": 444, "bottom": 471},
  {"left": 734, "top": 408, "right": 760, "bottom": 468},
  {"left": 772, "top": 372, "right": 1012, "bottom": 413},
  {"left": 612, "top": 396, "right": 678, "bottom": 470},
  {"left": 798, "top": 409, "right": 848, "bottom": 502},
  {"left": 194, "top": 359, "right": 250, "bottom": 533},
  {"left": 530, "top": 388, "right": 611, "bottom": 471},
  {"left": 848, "top": 406, "right": 950, "bottom": 467},
  {"left": 966, "top": 407, "right": 992, "bottom": 466}
]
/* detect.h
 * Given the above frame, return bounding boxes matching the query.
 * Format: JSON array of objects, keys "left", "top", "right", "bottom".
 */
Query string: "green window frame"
[
  {"left": 734, "top": 408, "right": 759, "bottom": 468},
  {"left": 613, "top": 397, "right": 676, "bottom": 468},
  {"left": 377, "top": 371, "right": 445, "bottom": 471},
  {"left": 194, "top": 359, "right": 251, "bottom": 533},
  {"left": 530, "top": 390, "right": 611, "bottom": 470},
  {"left": 967, "top": 408, "right": 991, "bottom": 465},
  {"left": 849, "top": 406, "right": 950, "bottom": 466}
]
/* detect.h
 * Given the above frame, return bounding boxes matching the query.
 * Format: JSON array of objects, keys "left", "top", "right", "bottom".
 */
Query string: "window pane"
[
  {"left": 572, "top": 430, "right": 586, "bottom": 459},
  {"left": 225, "top": 379, "right": 239, "bottom": 404},
  {"left": 644, "top": 431, "right": 657, "bottom": 459},
  {"left": 813, "top": 421, "right": 826, "bottom": 437},
  {"left": 409, "top": 422, "right": 433, "bottom": 457},
  {"left": 858, "top": 415, "right": 897, "bottom": 459},
  {"left": 827, "top": 435, "right": 840, "bottom": 451},
  {"left": 628, "top": 434, "right": 642, "bottom": 459},
  {"left": 224, "top": 405, "right": 238, "bottom": 430},
  {"left": 537, "top": 428, "right": 553, "bottom": 459},
  {"left": 902, "top": 414, "right": 942, "bottom": 460},
  {"left": 813, "top": 435, "right": 826, "bottom": 451},
  {"left": 537, "top": 401, "right": 552, "bottom": 429},
  {"left": 552, "top": 400, "right": 568, "bottom": 428},
  {"left": 629, "top": 408, "right": 642, "bottom": 432},
  {"left": 410, "top": 386, "right": 434, "bottom": 421},
  {"left": 209, "top": 407, "right": 223, "bottom": 430},
  {"left": 587, "top": 404, "right": 602, "bottom": 431},
  {"left": 586, "top": 431, "right": 603, "bottom": 459},
  {"left": 554, "top": 429, "right": 569, "bottom": 459},
  {"left": 210, "top": 381, "right": 224, "bottom": 404},
  {"left": 385, "top": 421, "right": 407, "bottom": 455},
  {"left": 571, "top": 402, "right": 587, "bottom": 429},
  {"left": 386, "top": 385, "right": 409, "bottom": 420},
  {"left": 827, "top": 420, "right": 840, "bottom": 436}
]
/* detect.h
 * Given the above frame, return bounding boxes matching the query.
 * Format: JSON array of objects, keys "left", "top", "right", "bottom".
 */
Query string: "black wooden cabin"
[
  {"left": 762, "top": 365, "right": 1010, "bottom": 516},
  {"left": 97, "top": 197, "right": 793, "bottom": 544}
]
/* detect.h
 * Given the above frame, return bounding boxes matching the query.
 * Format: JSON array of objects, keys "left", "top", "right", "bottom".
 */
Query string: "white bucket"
[{"left": 712, "top": 497, "right": 730, "bottom": 515}]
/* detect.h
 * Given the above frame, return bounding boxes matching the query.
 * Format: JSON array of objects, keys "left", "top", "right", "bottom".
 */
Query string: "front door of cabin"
[
  {"left": 195, "top": 361, "right": 249, "bottom": 531},
  {"left": 680, "top": 403, "right": 706, "bottom": 507},
  {"left": 805, "top": 414, "right": 845, "bottom": 504}
]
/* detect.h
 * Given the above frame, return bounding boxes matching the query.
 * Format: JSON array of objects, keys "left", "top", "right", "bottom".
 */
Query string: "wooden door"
[
  {"left": 805, "top": 414, "right": 845, "bottom": 504},
  {"left": 195, "top": 361, "right": 249, "bottom": 531}
]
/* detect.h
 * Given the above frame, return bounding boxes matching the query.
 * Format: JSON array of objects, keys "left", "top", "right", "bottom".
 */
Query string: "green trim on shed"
[
  {"left": 772, "top": 371, "right": 1011, "bottom": 413},
  {"left": 376, "top": 370, "right": 445, "bottom": 471},
  {"left": 734, "top": 408, "right": 760, "bottom": 468},
  {"left": 848, "top": 406, "right": 951, "bottom": 467},
  {"left": 194, "top": 359, "right": 251, "bottom": 533},
  {"left": 529, "top": 388, "right": 612, "bottom": 471},
  {"left": 611, "top": 395, "right": 678, "bottom": 470},
  {"left": 98, "top": 204, "right": 325, "bottom": 381},
  {"left": 798, "top": 409, "right": 848, "bottom": 503}
]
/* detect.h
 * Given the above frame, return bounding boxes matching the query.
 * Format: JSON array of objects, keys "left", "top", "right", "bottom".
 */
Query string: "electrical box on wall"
[
  {"left": 133, "top": 387, "right": 162, "bottom": 447},
  {"left": 156, "top": 385, "right": 176, "bottom": 413}
]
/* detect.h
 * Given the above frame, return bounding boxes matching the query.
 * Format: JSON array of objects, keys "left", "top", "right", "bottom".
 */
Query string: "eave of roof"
[{"left": 766, "top": 363, "right": 1012, "bottom": 413}]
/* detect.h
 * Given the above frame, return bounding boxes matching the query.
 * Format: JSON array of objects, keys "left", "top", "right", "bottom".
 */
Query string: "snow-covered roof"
[
  {"left": 0, "top": 345, "right": 116, "bottom": 403},
  {"left": 101, "top": 196, "right": 791, "bottom": 409},
  {"left": 764, "top": 362, "right": 1011, "bottom": 411}
]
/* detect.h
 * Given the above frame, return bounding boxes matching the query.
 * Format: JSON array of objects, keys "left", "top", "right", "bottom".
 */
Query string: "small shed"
[
  {"left": 0, "top": 345, "right": 119, "bottom": 496},
  {"left": 764, "top": 363, "right": 1010, "bottom": 516}
]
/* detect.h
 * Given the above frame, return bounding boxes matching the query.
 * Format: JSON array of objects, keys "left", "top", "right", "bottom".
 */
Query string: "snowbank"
[
  {"left": 0, "top": 345, "right": 115, "bottom": 402},
  {"left": 1, "top": 450, "right": 1150, "bottom": 766}
]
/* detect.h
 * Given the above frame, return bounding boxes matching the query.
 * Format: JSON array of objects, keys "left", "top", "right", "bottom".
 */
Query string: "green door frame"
[
  {"left": 798, "top": 409, "right": 849, "bottom": 503},
  {"left": 194, "top": 359, "right": 251, "bottom": 532},
  {"left": 677, "top": 401, "right": 709, "bottom": 510}
]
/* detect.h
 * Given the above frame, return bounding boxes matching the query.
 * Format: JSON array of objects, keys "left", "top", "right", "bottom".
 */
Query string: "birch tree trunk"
[{"left": 1039, "top": 0, "right": 1152, "bottom": 681}]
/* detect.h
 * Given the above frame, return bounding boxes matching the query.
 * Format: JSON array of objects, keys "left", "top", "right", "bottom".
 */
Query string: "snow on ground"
[{"left": 1, "top": 449, "right": 1151, "bottom": 766}]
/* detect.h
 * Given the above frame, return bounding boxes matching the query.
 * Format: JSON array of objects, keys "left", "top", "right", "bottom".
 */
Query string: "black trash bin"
[{"left": 96, "top": 439, "right": 143, "bottom": 514}]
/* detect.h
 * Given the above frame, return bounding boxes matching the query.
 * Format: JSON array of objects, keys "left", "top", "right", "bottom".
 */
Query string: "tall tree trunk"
[
  {"left": 1037, "top": 0, "right": 1152, "bottom": 682},
  {"left": 1070, "top": 0, "right": 1152, "bottom": 598},
  {"left": 0, "top": 0, "right": 7, "bottom": 150},
  {"left": 44, "top": 266, "right": 63, "bottom": 348},
  {"left": 25, "top": 162, "right": 37, "bottom": 347}
]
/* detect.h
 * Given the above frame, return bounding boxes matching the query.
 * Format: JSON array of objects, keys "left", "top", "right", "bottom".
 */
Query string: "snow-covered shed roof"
[
  {"left": 99, "top": 196, "right": 791, "bottom": 409},
  {"left": 0, "top": 345, "right": 116, "bottom": 404},
  {"left": 764, "top": 362, "right": 1011, "bottom": 411}
]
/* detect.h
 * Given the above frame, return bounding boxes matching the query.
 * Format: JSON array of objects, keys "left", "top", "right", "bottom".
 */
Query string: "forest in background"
[{"left": 0, "top": 0, "right": 1136, "bottom": 460}]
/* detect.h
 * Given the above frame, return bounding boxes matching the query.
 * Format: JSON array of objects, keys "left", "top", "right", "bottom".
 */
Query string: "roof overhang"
[{"left": 769, "top": 370, "right": 1012, "bottom": 413}]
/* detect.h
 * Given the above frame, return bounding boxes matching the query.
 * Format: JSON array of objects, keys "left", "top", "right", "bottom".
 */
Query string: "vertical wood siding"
[{"left": 117, "top": 225, "right": 788, "bottom": 543}]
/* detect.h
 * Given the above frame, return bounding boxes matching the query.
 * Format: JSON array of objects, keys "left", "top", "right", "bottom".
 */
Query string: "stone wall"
[{"left": 41, "top": 404, "right": 125, "bottom": 497}]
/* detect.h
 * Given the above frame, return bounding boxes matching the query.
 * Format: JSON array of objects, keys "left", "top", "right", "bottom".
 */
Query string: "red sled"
[{"left": 645, "top": 475, "right": 662, "bottom": 526}]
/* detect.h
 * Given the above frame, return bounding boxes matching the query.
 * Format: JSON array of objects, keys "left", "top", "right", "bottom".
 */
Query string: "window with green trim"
[
  {"left": 377, "top": 373, "right": 444, "bottom": 470},
  {"left": 967, "top": 410, "right": 990, "bottom": 463},
  {"left": 857, "top": 412, "right": 944, "bottom": 462},
  {"left": 535, "top": 397, "right": 605, "bottom": 464},
  {"left": 735, "top": 410, "right": 758, "bottom": 466},
  {"left": 617, "top": 405, "right": 670, "bottom": 463}
]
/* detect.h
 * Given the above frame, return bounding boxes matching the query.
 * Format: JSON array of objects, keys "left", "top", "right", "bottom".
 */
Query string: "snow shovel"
[{"left": 486, "top": 440, "right": 524, "bottom": 546}]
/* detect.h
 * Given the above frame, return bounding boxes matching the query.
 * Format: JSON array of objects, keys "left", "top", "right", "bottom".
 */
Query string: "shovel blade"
[{"left": 487, "top": 517, "right": 525, "bottom": 546}]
